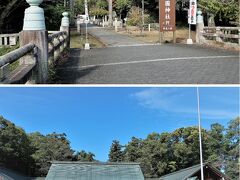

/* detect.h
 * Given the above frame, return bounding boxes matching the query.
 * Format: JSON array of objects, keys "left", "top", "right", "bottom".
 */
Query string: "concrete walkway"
[
  {"left": 54, "top": 43, "right": 239, "bottom": 84},
  {"left": 85, "top": 24, "right": 146, "bottom": 47}
]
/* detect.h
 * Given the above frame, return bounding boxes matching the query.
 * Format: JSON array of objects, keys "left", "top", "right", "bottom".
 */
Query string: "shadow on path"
[{"left": 52, "top": 48, "right": 99, "bottom": 84}]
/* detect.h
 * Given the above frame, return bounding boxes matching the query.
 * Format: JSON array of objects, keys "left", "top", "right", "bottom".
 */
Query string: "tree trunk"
[{"left": 0, "top": 0, "right": 24, "bottom": 33}]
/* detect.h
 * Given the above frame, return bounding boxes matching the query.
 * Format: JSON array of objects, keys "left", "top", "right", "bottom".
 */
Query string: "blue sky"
[{"left": 0, "top": 87, "right": 239, "bottom": 161}]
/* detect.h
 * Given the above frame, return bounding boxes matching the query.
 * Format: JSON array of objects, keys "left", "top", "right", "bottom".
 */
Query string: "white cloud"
[{"left": 132, "top": 88, "right": 239, "bottom": 120}]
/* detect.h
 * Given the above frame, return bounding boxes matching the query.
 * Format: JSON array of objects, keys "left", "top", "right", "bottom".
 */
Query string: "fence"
[
  {"left": 201, "top": 27, "right": 240, "bottom": 45},
  {"left": 48, "top": 31, "right": 68, "bottom": 63},
  {"left": 0, "top": 0, "right": 70, "bottom": 84},
  {"left": 0, "top": 33, "right": 19, "bottom": 46},
  {"left": 0, "top": 31, "right": 69, "bottom": 84},
  {"left": 0, "top": 43, "right": 36, "bottom": 83}
]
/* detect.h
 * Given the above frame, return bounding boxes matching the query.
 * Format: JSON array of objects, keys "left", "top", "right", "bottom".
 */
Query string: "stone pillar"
[
  {"left": 20, "top": 0, "right": 48, "bottom": 83},
  {"left": 108, "top": 0, "right": 113, "bottom": 27},
  {"left": 115, "top": 18, "right": 118, "bottom": 32},
  {"left": 77, "top": 15, "right": 81, "bottom": 33},
  {"left": 196, "top": 10, "right": 205, "bottom": 44},
  {"left": 238, "top": 29, "right": 240, "bottom": 45},
  {"left": 102, "top": 18, "right": 105, "bottom": 27},
  {"left": 215, "top": 27, "right": 222, "bottom": 42},
  {"left": 60, "top": 12, "right": 70, "bottom": 48},
  {"left": 105, "top": 15, "right": 107, "bottom": 23}
]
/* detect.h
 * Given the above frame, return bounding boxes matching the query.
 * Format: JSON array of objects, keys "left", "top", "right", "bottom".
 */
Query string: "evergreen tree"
[
  {"left": 73, "top": 150, "right": 95, "bottom": 161},
  {"left": 0, "top": 116, "right": 35, "bottom": 175},
  {"left": 29, "top": 132, "right": 74, "bottom": 176},
  {"left": 224, "top": 117, "right": 239, "bottom": 179},
  {"left": 109, "top": 140, "right": 124, "bottom": 162}
]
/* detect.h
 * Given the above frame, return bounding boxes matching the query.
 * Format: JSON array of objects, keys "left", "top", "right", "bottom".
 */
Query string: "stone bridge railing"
[
  {"left": 48, "top": 31, "right": 68, "bottom": 63},
  {"left": 0, "top": 33, "right": 19, "bottom": 46},
  {"left": 0, "top": 0, "right": 70, "bottom": 84},
  {"left": 201, "top": 27, "right": 240, "bottom": 45}
]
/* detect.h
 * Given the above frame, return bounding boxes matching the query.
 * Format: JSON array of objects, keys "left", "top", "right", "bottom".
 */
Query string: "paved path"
[
  {"left": 55, "top": 43, "right": 239, "bottom": 84},
  {"left": 85, "top": 24, "right": 146, "bottom": 47}
]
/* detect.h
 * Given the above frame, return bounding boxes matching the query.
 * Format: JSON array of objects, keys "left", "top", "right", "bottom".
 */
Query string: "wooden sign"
[{"left": 159, "top": 0, "right": 176, "bottom": 31}]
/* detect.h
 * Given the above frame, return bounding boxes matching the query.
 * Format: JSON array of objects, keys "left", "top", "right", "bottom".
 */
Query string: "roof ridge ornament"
[{"left": 23, "top": 0, "right": 46, "bottom": 30}]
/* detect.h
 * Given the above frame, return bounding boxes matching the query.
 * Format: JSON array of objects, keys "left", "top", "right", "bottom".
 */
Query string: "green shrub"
[{"left": 126, "top": 6, "right": 150, "bottom": 26}]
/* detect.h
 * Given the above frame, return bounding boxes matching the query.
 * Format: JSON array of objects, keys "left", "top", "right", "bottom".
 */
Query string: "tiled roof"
[
  {"left": 46, "top": 161, "right": 144, "bottom": 180},
  {"left": 159, "top": 163, "right": 230, "bottom": 180},
  {"left": 159, "top": 164, "right": 201, "bottom": 180}
]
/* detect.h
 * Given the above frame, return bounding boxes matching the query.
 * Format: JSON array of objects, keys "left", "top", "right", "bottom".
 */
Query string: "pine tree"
[{"left": 108, "top": 140, "right": 124, "bottom": 162}]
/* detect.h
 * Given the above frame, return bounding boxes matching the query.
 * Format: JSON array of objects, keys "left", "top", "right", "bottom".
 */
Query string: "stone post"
[
  {"left": 77, "top": 15, "right": 81, "bottom": 33},
  {"left": 215, "top": 27, "right": 222, "bottom": 42},
  {"left": 238, "top": 29, "right": 240, "bottom": 45},
  {"left": 115, "top": 18, "right": 118, "bottom": 32},
  {"left": 102, "top": 18, "right": 105, "bottom": 27},
  {"left": 60, "top": 12, "right": 70, "bottom": 48},
  {"left": 148, "top": 24, "right": 151, "bottom": 31},
  {"left": 196, "top": 10, "right": 205, "bottom": 44},
  {"left": 20, "top": 0, "right": 48, "bottom": 83}
]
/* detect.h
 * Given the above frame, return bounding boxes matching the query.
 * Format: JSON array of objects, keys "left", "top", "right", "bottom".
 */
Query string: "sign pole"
[
  {"left": 173, "top": 31, "right": 176, "bottom": 44},
  {"left": 187, "top": 0, "right": 196, "bottom": 44},
  {"left": 189, "top": 24, "right": 191, "bottom": 39},
  {"left": 84, "top": 0, "right": 90, "bottom": 50}
]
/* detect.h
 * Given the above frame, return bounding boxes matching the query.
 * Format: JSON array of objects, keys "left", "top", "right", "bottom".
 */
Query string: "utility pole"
[{"left": 197, "top": 87, "right": 204, "bottom": 180}]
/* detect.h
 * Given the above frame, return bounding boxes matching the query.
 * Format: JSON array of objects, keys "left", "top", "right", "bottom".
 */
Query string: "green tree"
[
  {"left": 73, "top": 150, "right": 95, "bottom": 161},
  {"left": 0, "top": 116, "right": 34, "bottom": 175},
  {"left": 109, "top": 140, "right": 124, "bottom": 162},
  {"left": 198, "top": 0, "right": 239, "bottom": 25},
  {"left": 0, "top": 0, "right": 27, "bottom": 33},
  {"left": 124, "top": 137, "right": 143, "bottom": 162},
  {"left": 115, "top": 0, "right": 131, "bottom": 19},
  {"left": 224, "top": 117, "right": 239, "bottom": 179},
  {"left": 29, "top": 132, "right": 74, "bottom": 176},
  {"left": 89, "top": 0, "right": 108, "bottom": 17},
  {"left": 206, "top": 123, "right": 225, "bottom": 165}
]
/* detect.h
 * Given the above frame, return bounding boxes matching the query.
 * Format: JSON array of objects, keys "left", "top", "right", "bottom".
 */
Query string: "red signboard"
[{"left": 159, "top": 0, "right": 176, "bottom": 31}]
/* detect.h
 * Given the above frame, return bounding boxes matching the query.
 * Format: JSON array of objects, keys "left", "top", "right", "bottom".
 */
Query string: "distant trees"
[
  {"left": 28, "top": 132, "right": 74, "bottom": 176},
  {"left": 0, "top": 0, "right": 72, "bottom": 33},
  {"left": 108, "top": 117, "right": 239, "bottom": 179},
  {"left": 224, "top": 117, "right": 239, "bottom": 179},
  {"left": 0, "top": 0, "right": 27, "bottom": 33},
  {"left": 74, "top": 0, "right": 108, "bottom": 17},
  {"left": 0, "top": 116, "right": 95, "bottom": 177},
  {"left": 0, "top": 116, "right": 34, "bottom": 175},
  {"left": 73, "top": 150, "right": 96, "bottom": 161},
  {"left": 198, "top": 0, "right": 239, "bottom": 26},
  {"left": 1, "top": 115, "right": 239, "bottom": 179}
]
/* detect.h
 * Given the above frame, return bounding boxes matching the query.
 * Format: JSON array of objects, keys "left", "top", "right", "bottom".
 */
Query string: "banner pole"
[{"left": 189, "top": 24, "right": 191, "bottom": 39}]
